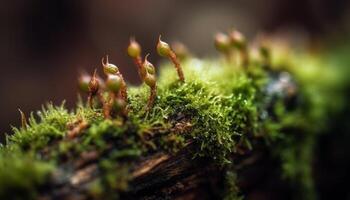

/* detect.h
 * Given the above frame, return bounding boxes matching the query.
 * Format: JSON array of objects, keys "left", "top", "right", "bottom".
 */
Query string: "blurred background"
[{"left": 1, "top": 0, "right": 350, "bottom": 199}]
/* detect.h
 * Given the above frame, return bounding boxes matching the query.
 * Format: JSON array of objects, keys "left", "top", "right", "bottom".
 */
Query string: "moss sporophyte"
[{"left": 0, "top": 30, "right": 345, "bottom": 200}]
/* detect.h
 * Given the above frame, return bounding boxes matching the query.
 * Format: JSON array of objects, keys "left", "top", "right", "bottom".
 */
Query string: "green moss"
[
  {"left": 8, "top": 103, "right": 74, "bottom": 151},
  {"left": 0, "top": 45, "right": 346, "bottom": 199},
  {"left": 223, "top": 170, "right": 243, "bottom": 200},
  {"left": 0, "top": 147, "right": 54, "bottom": 199},
  {"left": 127, "top": 59, "right": 264, "bottom": 163}
]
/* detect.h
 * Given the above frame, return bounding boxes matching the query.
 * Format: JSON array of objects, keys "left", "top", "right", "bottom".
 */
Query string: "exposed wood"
[{"left": 38, "top": 140, "right": 286, "bottom": 200}]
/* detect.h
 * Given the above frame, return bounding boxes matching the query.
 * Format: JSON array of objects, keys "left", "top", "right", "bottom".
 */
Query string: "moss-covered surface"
[{"left": 0, "top": 41, "right": 346, "bottom": 199}]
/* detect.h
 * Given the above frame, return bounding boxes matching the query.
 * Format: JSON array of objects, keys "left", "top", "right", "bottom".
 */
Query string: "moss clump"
[
  {"left": 0, "top": 147, "right": 54, "bottom": 199},
  {"left": 8, "top": 103, "right": 74, "bottom": 151},
  {"left": 0, "top": 37, "right": 346, "bottom": 199}
]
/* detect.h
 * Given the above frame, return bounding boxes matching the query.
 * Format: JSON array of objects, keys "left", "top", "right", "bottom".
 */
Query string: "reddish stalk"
[
  {"left": 157, "top": 36, "right": 185, "bottom": 82},
  {"left": 117, "top": 72, "right": 128, "bottom": 102},
  {"left": 134, "top": 56, "right": 145, "bottom": 80},
  {"left": 147, "top": 85, "right": 157, "bottom": 111},
  {"left": 103, "top": 94, "right": 113, "bottom": 119},
  {"left": 169, "top": 51, "right": 185, "bottom": 82}
]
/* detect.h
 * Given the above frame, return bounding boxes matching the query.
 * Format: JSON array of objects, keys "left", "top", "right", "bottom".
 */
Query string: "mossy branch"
[{"left": 0, "top": 31, "right": 346, "bottom": 200}]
